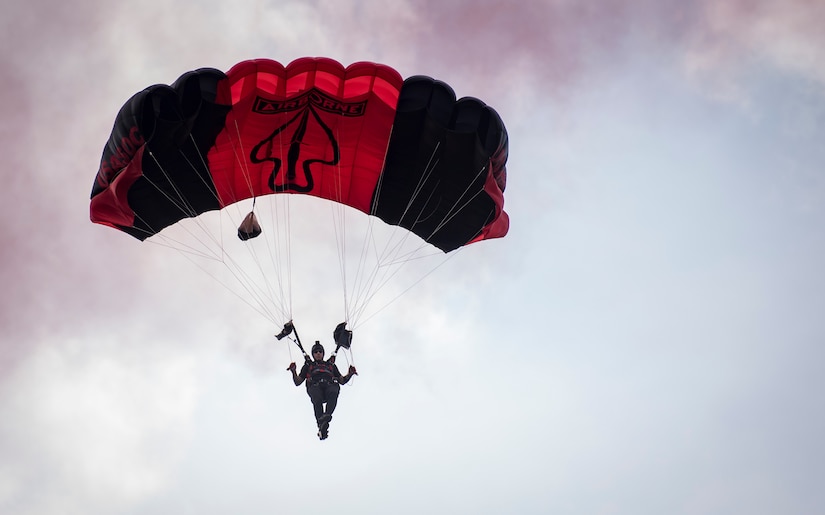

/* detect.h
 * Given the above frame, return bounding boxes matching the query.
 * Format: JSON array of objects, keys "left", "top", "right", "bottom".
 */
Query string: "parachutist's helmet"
[{"left": 311, "top": 342, "right": 324, "bottom": 355}]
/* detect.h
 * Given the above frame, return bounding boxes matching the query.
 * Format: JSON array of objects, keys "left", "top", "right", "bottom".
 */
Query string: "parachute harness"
[{"left": 276, "top": 321, "right": 356, "bottom": 381}]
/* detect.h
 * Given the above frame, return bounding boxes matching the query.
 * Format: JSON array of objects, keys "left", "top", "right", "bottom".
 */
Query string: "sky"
[{"left": 2, "top": 0, "right": 825, "bottom": 514}]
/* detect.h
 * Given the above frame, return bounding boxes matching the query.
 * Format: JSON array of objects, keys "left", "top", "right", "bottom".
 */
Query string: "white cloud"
[{"left": 0, "top": 336, "right": 200, "bottom": 515}]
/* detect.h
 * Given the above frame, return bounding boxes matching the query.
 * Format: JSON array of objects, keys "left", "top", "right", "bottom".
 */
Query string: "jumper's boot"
[{"left": 317, "top": 414, "right": 332, "bottom": 439}]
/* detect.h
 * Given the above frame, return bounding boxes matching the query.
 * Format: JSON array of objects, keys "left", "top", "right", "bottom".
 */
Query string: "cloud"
[
  {"left": 361, "top": 0, "right": 825, "bottom": 109},
  {"left": 683, "top": 0, "right": 825, "bottom": 103},
  {"left": 0, "top": 337, "right": 199, "bottom": 515},
  {"left": 3, "top": 2, "right": 824, "bottom": 513}
]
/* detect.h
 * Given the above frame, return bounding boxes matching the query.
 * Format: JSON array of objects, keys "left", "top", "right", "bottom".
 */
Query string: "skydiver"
[{"left": 287, "top": 341, "right": 357, "bottom": 440}]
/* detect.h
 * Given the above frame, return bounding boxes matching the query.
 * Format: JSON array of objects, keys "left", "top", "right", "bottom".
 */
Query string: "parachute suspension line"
[
  {"left": 344, "top": 231, "right": 418, "bottom": 326},
  {"left": 330, "top": 136, "right": 443, "bottom": 327},
  {"left": 138, "top": 150, "right": 283, "bottom": 325},
  {"left": 176, "top": 118, "right": 290, "bottom": 324},
  {"left": 241, "top": 118, "right": 294, "bottom": 322},
  {"left": 233, "top": 120, "right": 258, "bottom": 202},
  {"left": 143, "top": 151, "right": 201, "bottom": 218},
  {"left": 347, "top": 141, "right": 457, "bottom": 327},
  {"left": 276, "top": 118, "right": 294, "bottom": 320},
  {"left": 179, "top": 132, "right": 231, "bottom": 261},
  {"left": 160, "top": 238, "right": 280, "bottom": 323},
  {"left": 344, "top": 123, "right": 401, "bottom": 326},
  {"left": 128, "top": 157, "right": 219, "bottom": 259},
  {"left": 264, "top": 192, "right": 294, "bottom": 322},
  {"left": 348, "top": 189, "right": 397, "bottom": 327},
  {"left": 166, "top": 135, "right": 286, "bottom": 324},
  {"left": 351, "top": 160, "right": 493, "bottom": 326},
  {"left": 202, "top": 126, "right": 290, "bottom": 323},
  {"left": 426, "top": 164, "right": 489, "bottom": 242},
  {"left": 329, "top": 119, "right": 389, "bottom": 328},
  {"left": 228, "top": 122, "right": 279, "bottom": 312},
  {"left": 338, "top": 345, "right": 355, "bottom": 381},
  {"left": 182, "top": 133, "right": 231, "bottom": 257},
  {"left": 328, "top": 115, "right": 370, "bottom": 327},
  {"left": 376, "top": 143, "right": 441, "bottom": 260},
  {"left": 347, "top": 215, "right": 381, "bottom": 327},
  {"left": 346, "top": 108, "right": 383, "bottom": 325},
  {"left": 228, "top": 119, "right": 292, "bottom": 321},
  {"left": 285, "top": 333, "right": 295, "bottom": 364},
  {"left": 142, "top": 150, "right": 224, "bottom": 254},
  {"left": 375, "top": 141, "right": 488, "bottom": 256},
  {"left": 331, "top": 171, "right": 349, "bottom": 322},
  {"left": 329, "top": 121, "right": 356, "bottom": 326},
  {"left": 356, "top": 247, "right": 463, "bottom": 328},
  {"left": 352, "top": 144, "right": 440, "bottom": 317},
  {"left": 140, "top": 218, "right": 281, "bottom": 325},
  {"left": 269, "top": 192, "right": 294, "bottom": 320},
  {"left": 179, "top": 134, "right": 238, "bottom": 298},
  {"left": 393, "top": 141, "right": 442, "bottom": 228}
]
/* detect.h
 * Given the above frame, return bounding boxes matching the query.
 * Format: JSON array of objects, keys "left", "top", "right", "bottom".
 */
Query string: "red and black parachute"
[{"left": 90, "top": 57, "right": 508, "bottom": 252}]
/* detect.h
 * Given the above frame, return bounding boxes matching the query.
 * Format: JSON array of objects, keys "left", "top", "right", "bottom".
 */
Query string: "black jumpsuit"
[{"left": 299, "top": 360, "right": 342, "bottom": 423}]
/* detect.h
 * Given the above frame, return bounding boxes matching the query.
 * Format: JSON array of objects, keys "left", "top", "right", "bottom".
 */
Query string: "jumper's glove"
[
  {"left": 287, "top": 362, "right": 297, "bottom": 372},
  {"left": 348, "top": 365, "right": 358, "bottom": 376}
]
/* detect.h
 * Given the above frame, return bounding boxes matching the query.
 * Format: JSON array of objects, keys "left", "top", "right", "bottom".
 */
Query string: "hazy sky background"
[{"left": 2, "top": 1, "right": 825, "bottom": 514}]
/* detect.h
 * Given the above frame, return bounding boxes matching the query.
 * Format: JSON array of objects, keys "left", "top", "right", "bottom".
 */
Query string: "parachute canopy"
[{"left": 90, "top": 57, "right": 508, "bottom": 252}]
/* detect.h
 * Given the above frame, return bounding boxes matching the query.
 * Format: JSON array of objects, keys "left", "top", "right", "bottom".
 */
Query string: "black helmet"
[{"left": 311, "top": 342, "right": 324, "bottom": 354}]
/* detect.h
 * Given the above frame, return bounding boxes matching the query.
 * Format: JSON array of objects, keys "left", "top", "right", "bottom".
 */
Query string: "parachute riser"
[
  {"left": 276, "top": 321, "right": 310, "bottom": 362},
  {"left": 278, "top": 320, "right": 352, "bottom": 363},
  {"left": 329, "top": 321, "right": 353, "bottom": 364},
  {"left": 328, "top": 344, "right": 342, "bottom": 363}
]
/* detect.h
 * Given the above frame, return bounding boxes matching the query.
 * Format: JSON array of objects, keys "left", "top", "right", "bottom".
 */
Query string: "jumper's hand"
[
  {"left": 348, "top": 365, "right": 358, "bottom": 376},
  {"left": 287, "top": 362, "right": 297, "bottom": 372}
]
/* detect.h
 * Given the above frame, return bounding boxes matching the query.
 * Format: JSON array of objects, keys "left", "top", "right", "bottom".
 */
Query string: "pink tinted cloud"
[
  {"left": 387, "top": 3, "right": 693, "bottom": 84},
  {"left": 0, "top": 0, "right": 127, "bottom": 369},
  {"left": 684, "top": 0, "right": 825, "bottom": 92},
  {"left": 313, "top": 0, "right": 825, "bottom": 103}
]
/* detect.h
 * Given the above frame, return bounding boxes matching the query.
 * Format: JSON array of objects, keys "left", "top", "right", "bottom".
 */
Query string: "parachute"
[{"left": 90, "top": 57, "right": 509, "bottom": 327}]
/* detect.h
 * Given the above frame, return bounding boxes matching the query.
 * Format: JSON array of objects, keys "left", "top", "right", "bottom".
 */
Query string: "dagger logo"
[{"left": 250, "top": 89, "right": 366, "bottom": 194}]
